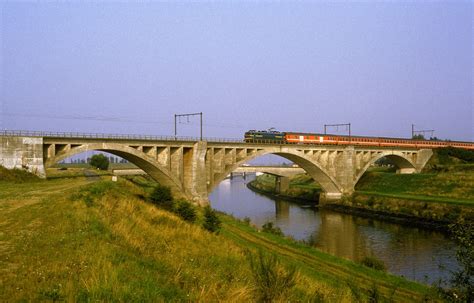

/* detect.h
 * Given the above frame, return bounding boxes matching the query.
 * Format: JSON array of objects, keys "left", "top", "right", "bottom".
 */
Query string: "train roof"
[
  {"left": 256, "top": 130, "right": 474, "bottom": 144},
  {"left": 245, "top": 130, "right": 283, "bottom": 134}
]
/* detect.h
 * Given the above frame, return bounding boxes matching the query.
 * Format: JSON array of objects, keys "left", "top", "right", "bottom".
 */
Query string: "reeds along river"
[{"left": 209, "top": 175, "right": 459, "bottom": 285}]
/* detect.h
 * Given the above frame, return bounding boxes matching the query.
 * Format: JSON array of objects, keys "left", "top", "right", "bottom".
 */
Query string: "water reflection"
[{"left": 209, "top": 175, "right": 457, "bottom": 284}]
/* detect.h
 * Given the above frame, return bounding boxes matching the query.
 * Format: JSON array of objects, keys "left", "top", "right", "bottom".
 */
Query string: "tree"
[
  {"left": 149, "top": 184, "right": 174, "bottom": 210},
  {"left": 448, "top": 218, "right": 473, "bottom": 302},
  {"left": 174, "top": 199, "right": 197, "bottom": 223},
  {"left": 89, "top": 154, "right": 109, "bottom": 170},
  {"left": 202, "top": 206, "right": 221, "bottom": 233},
  {"left": 412, "top": 134, "right": 425, "bottom": 140},
  {"left": 435, "top": 217, "right": 473, "bottom": 302},
  {"left": 261, "top": 221, "right": 283, "bottom": 236}
]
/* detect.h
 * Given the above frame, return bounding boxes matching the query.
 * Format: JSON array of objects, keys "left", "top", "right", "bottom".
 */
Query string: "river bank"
[
  {"left": 246, "top": 179, "right": 318, "bottom": 205},
  {"left": 248, "top": 171, "right": 474, "bottom": 229},
  {"left": 247, "top": 178, "right": 448, "bottom": 230}
]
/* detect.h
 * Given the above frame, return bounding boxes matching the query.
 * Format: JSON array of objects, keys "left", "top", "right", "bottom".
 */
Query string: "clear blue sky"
[{"left": 1, "top": 1, "right": 472, "bottom": 141}]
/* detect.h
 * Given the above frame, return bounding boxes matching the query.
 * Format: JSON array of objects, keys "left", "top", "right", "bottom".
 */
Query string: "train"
[{"left": 244, "top": 130, "right": 474, "bottom": 150}]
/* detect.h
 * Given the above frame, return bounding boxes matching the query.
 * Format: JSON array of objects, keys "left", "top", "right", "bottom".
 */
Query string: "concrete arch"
[
  {"left": 210, "top": 150, "right": 342, "bottom": 197},
  {"left": 45, "top": 143, "right": 187, "bottom": 199},
  {"left": 354, "top": 151, "right": 417, "bottom": 186}
]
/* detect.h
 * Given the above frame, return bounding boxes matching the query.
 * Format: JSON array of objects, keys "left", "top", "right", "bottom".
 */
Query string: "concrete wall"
[
  {"left": 234, "top": 166, "right": 305, "bottom": 177},
  {"left": 0, "top": 136, "right": 46, "bottom": 177}
]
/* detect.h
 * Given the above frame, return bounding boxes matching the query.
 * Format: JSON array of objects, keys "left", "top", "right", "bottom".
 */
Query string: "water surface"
[{"left": 209, "top": 175, "right": 458, "bottom": 285}]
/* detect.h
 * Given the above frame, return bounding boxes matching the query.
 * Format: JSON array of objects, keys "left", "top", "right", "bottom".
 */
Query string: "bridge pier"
[
  {"left": 319, "top": 192, "right": 343, "bottom": 206},
  {"left": 397, "top": 168, "right": 416, "bottom": 174},
  {"left": 182, "top": 141, "right": 209, "bottom": 206},
  {"left": 0, "top": 136, "right": 46, "bottom": 177},
  {"left": 275, "top": 176, "right": 290, "bottom": 194}
]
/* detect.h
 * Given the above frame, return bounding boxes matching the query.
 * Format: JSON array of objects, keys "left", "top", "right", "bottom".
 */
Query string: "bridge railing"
[{"left": 0, "top": 130, "right": 245, "bottom": 143}]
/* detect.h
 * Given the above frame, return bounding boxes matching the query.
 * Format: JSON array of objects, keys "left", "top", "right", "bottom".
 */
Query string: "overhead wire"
[{"left": 3, "top": 112, "right": 248, "bottom": 130}]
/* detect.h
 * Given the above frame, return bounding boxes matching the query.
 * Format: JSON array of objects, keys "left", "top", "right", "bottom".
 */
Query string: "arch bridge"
[{"left": 0, "top": 132, "right": 433, "bottom": 205}]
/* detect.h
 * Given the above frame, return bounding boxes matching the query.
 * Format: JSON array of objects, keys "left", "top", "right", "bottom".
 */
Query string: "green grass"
[
  {"left": 356, "top": 171, "right": 474, "bottom": 206},
  {"left": 54, "top": 162, "right": 138, "bottom": 169},
  {"left": 0, "top": 170, "right": 437, "bottom": 302},
  {"left": 221, "top": 216, "right": 430, "bottom": 301},
  {"left": 356, "top": 190, "right": 474, "bottom": 207},
  {"left": 0, "top": 166, "right": 41, "bottom": 183}
]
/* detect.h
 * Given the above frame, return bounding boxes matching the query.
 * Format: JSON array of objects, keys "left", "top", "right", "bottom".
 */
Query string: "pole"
[
  {"left": 349, "top": 123, "right": 351, "bottom": 142},
  {"left": 324, "top": 123, "right": 351, "bottom": 137},
  {"left": 174, "top": 114, "right": 177, "bottom": 140},
  {"left": 411, "top": 124, "right": 414, "bottom": 139},
  {"left": 173, "top": 112, "right": 203, "bottom": 141}
]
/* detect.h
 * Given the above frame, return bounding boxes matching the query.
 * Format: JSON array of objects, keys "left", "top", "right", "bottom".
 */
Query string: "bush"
[
  {"left": 359, "top": 256, "right": 386, "bottom": 272},
  {"left": 436, "top": 147, "right": 474, "bottom": 163},
  {"left": 367, "top": 196, "right": 376, "bottom": 207},
  {"left": 149, "top": 184, "right": 174, "bottom": 210},
  {"left": 367, "top": 283, "right": 381, "bottom": 303},
  {"left": 90, "top": 154, "right": 109, "bottom": 170},
  {"left": 247, "top": 251, "right": 298, "bottom": 302},
  {"left": 0, "top": 166, "right": 40, "bottom": 183},
  {"left": 437, "top": 217, "right": 474, "bottom": 302},
  {"left": 261, "top": 221, "right": 283, "bottom": 236},
  {"left": 173, "top": 200, "right": 197, "bottom": 223},
  {"left": 202, "top": 206, "right": 221, "bottom": 233}
]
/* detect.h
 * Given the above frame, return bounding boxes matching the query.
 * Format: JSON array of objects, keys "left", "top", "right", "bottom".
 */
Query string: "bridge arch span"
[
  {"left": 37, "top": 137, "right": 433, "bottom": 205},
  {"left": 210, "top": 150, "right": 342, "bottom": 199},
  {"left": 353, "top": 151, "right": 417, "bottom": 186},
  {"left": 44, "top": 143, "right": 187, "bottom": 199}
]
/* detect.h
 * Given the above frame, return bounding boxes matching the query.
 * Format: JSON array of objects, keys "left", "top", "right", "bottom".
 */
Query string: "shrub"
[
  {"left": 173, "top": 200, "right": 197, "bottom": 223},
  {"left": 367, "top": 283, "right": 381, "bottom": 303},
  {"left": 202, "top": 206, "right": 221, "bottom": 233},
  {"left": 437, "top": 217, "right": 474, "bottom": 302},
  {"left": 359, "top": 256, "right": 386, "bottom": 272},
  {"left": 149, "top": 184, "right": 174, "bottom": 210},
  {"left": 436, "top": 147, "right": 474, "bottom": 163},
  {"left": 247, "top": 250, "right": 298, "bottom": 302},
  {"left": 367, "top": 196, "right": 376, "bottom": 207},
  {"left": 261, "top": 221, "right": 283, "bottom": 236},
  {"left": 90, "top": 154, "right": 109, "bottom": 170},
  {"left": 0, "top": 166, "right": 40, "bottom": 183}
]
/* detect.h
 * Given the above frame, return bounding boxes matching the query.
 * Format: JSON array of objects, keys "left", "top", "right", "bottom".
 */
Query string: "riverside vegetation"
[{"left": 0, "top": 166, "right": 443, "bottom": 302}]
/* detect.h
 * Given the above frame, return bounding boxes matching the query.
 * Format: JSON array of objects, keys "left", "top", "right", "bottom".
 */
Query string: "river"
[{"left": 209, "top": 174, "right": 458, "bottom": 285}]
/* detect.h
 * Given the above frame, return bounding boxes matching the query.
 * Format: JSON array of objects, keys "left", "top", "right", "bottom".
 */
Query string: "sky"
[{"left": 1, "top": 1, "right": 473, "bottom": 142}]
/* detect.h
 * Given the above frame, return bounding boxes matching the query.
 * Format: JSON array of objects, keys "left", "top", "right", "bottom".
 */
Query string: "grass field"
[
  {"left": 53, "top": 162, "right": 138, "bottom": 170},
  {"left": 0, "top": 169, "right": 436, "bottom": 302},
  {"left": 356, "top": 171, "right": 474, "bottom": 206},
  {"left": 253, "top": 165, "right": 474, "bottom": 207}
]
